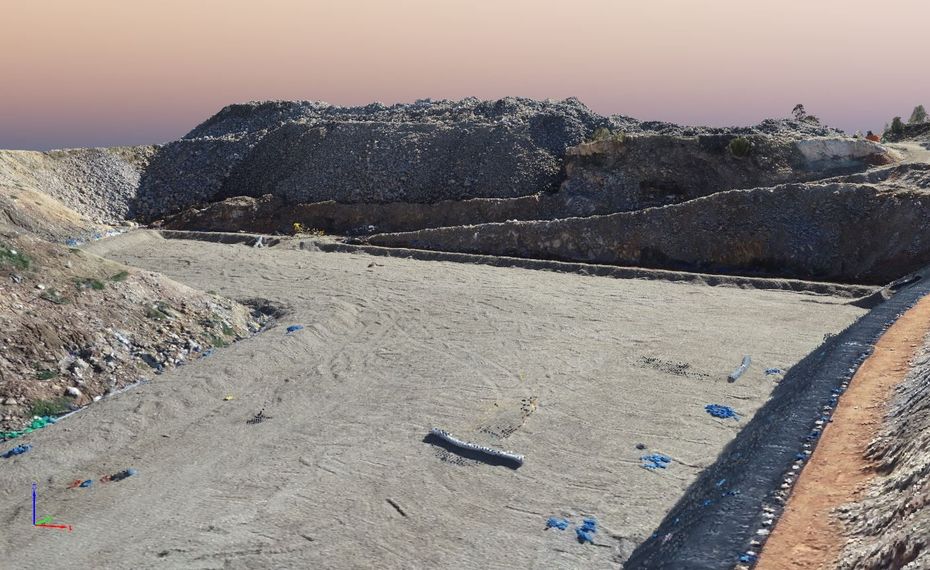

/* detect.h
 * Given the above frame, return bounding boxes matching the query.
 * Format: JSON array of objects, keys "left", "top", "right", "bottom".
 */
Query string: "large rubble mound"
[
  {"left": 132, "top": 98, "right": 847, "bottom": 220},
  {"left": 0, "top": 97, "right": 855, "bottom": 227}
]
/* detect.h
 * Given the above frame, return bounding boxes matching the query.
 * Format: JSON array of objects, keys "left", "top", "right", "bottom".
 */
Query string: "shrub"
[
  {"left": 0, "top": 244, "right": 30, "bottom": 270},
  {"left": 39, "top": 289, "right": 67, "bottom": 304},
  {"left": 109, "top": 270, "right": 129, "bottom": 282},
  {"left": 145, "top": 302, "right": 173, "bottom": 320},
  {"left": 728, "top": 137, "right": 752, "bottom": 157},
  {"left": 36, "top": 369, "right": 59, "bottom": 381},
  {"left": 75, "top": 277, "right": 105, "bottom": 290},
  {"left": 208, "top": 334, "right": 229, "bottom": 348},
  {"left": 29, "top": 397, "right": 72, "bottom": 417},
  {"left": 590, "top": 127, "right": 627, "bottom": 143}
]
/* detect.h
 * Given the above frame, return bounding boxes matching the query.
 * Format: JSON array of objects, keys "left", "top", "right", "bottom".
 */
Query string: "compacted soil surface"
[{"left": 0, "top": 231, "right": 864, "bottom": 568}]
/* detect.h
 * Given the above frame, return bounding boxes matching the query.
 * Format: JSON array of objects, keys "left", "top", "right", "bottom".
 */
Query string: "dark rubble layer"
[{"left": 366, "top": 163, "right": 930, "bottom": 285}]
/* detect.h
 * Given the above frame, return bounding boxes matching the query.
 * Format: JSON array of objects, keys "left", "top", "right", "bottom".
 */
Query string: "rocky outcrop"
[{"left": 366, "top": 163, "right": 930, "bottom": 285}]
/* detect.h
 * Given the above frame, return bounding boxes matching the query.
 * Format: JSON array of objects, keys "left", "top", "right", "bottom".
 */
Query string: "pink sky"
[{"left": 1, "top": 0, "right": 927, "bottom": 149}]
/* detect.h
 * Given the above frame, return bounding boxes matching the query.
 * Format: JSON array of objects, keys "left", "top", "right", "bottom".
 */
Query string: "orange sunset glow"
[{"left": 1, "top": 0, "right": 927, "bottom": 149}]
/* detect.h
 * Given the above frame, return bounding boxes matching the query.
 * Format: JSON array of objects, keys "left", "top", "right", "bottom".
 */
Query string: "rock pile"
[{"left": 131, "top": 98, "right": 848, "bottom": 220}]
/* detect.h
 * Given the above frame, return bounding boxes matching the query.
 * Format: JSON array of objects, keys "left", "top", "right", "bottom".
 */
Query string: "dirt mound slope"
[
  {"left": 366, "top": 163, "right": 930, "bottom": 285},
  {"left": 0, "top": 229, "right": 264, "bottom": 435}
]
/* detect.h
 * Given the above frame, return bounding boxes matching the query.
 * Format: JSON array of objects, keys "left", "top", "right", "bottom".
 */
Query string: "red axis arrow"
[{"left": 35, "top": 523, "right": 73, "bottom": 532}]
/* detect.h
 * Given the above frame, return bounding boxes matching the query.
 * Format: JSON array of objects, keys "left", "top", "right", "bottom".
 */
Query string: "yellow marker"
[{"left": 223, "top": 395, "right": 234, "bottom": 401}]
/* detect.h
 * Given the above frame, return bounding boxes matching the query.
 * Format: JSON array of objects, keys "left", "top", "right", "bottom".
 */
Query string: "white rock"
[
  {"left": 2, "top": 398, "right": 17, "bottom": 406},
  {"left": 66, "top": 387, "right": 82, "bottom": 398}
]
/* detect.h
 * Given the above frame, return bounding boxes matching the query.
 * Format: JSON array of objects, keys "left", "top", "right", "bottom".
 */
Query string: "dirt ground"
[
  {"left": 755, "top": 293, "right": 930, "bottom": 570},
  {"left": 0, "top": 231, "right": 864, "bottom": 569}
]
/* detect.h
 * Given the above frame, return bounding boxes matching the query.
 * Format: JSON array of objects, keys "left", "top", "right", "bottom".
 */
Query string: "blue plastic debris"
[
  {"left": 765, "top": 367, "right": 785, "bottom": 375},
  {"left": 739, "top": 553, "right": 758, "bottom": 563},
  {"left": 576, "top": 517, "right": 597, "bottom": 544},
  {"left": 202, "top": 348, "right": 215, "bottom": 358},
  {"left": 79, "top": 479, "right": 92, "bottom": 488},
  {"left": 716, "top": 478, "right": 727, "bottom": 488},
  {"left": 705, "top": 404, "right": 740, "bottom": 420},
  {"left": 545, "top": 517, "right": 570, "bottom": 530},
  {"left": 2, "top": 443, "right": 32, "bottom": 459},
  {"left": 641, "top": 453, "right": 673, "bottom": 470},
  {"left": 286, "top": 325, "right": 304, "bottom": 334}
]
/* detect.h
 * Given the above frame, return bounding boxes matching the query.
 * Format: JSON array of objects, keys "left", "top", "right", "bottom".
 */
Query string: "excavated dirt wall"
[
  {"left": 368, "top": 164, "right": 930, "bottom": 285},
  {"left": 560, "top": 135, "right": 890, "bottom": 213}
]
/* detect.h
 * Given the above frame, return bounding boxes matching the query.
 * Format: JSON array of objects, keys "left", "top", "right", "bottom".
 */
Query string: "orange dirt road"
[{"left": 755, "top": 294, "right": 930, "bottom": 570}]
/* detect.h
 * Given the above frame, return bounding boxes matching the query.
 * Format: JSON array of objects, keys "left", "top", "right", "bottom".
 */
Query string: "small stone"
[
  {"left": 36, "top": 284, "right": 46, "bottom": 290},
  {"left": 2, "top": 398, "right": 17, "bottom": 406},
  {"left": 66, "top": 387, "right": 82, "bottom": 398}
]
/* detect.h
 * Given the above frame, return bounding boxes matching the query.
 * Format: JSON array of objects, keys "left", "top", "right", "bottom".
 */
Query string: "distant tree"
[
  {"left": 909, "top": 105, "right": 927, "bottom": 124},
  {"left": 791, "top": 104, "right": 807, "bottom": 121},
  {"left": 890, "top": 116, "right": 906, "bottom": 135}
]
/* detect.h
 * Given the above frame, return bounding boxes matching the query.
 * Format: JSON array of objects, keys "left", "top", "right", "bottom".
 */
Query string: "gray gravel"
[{"left": 1, "top": 97, "right": 848, "bottom": 223}]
